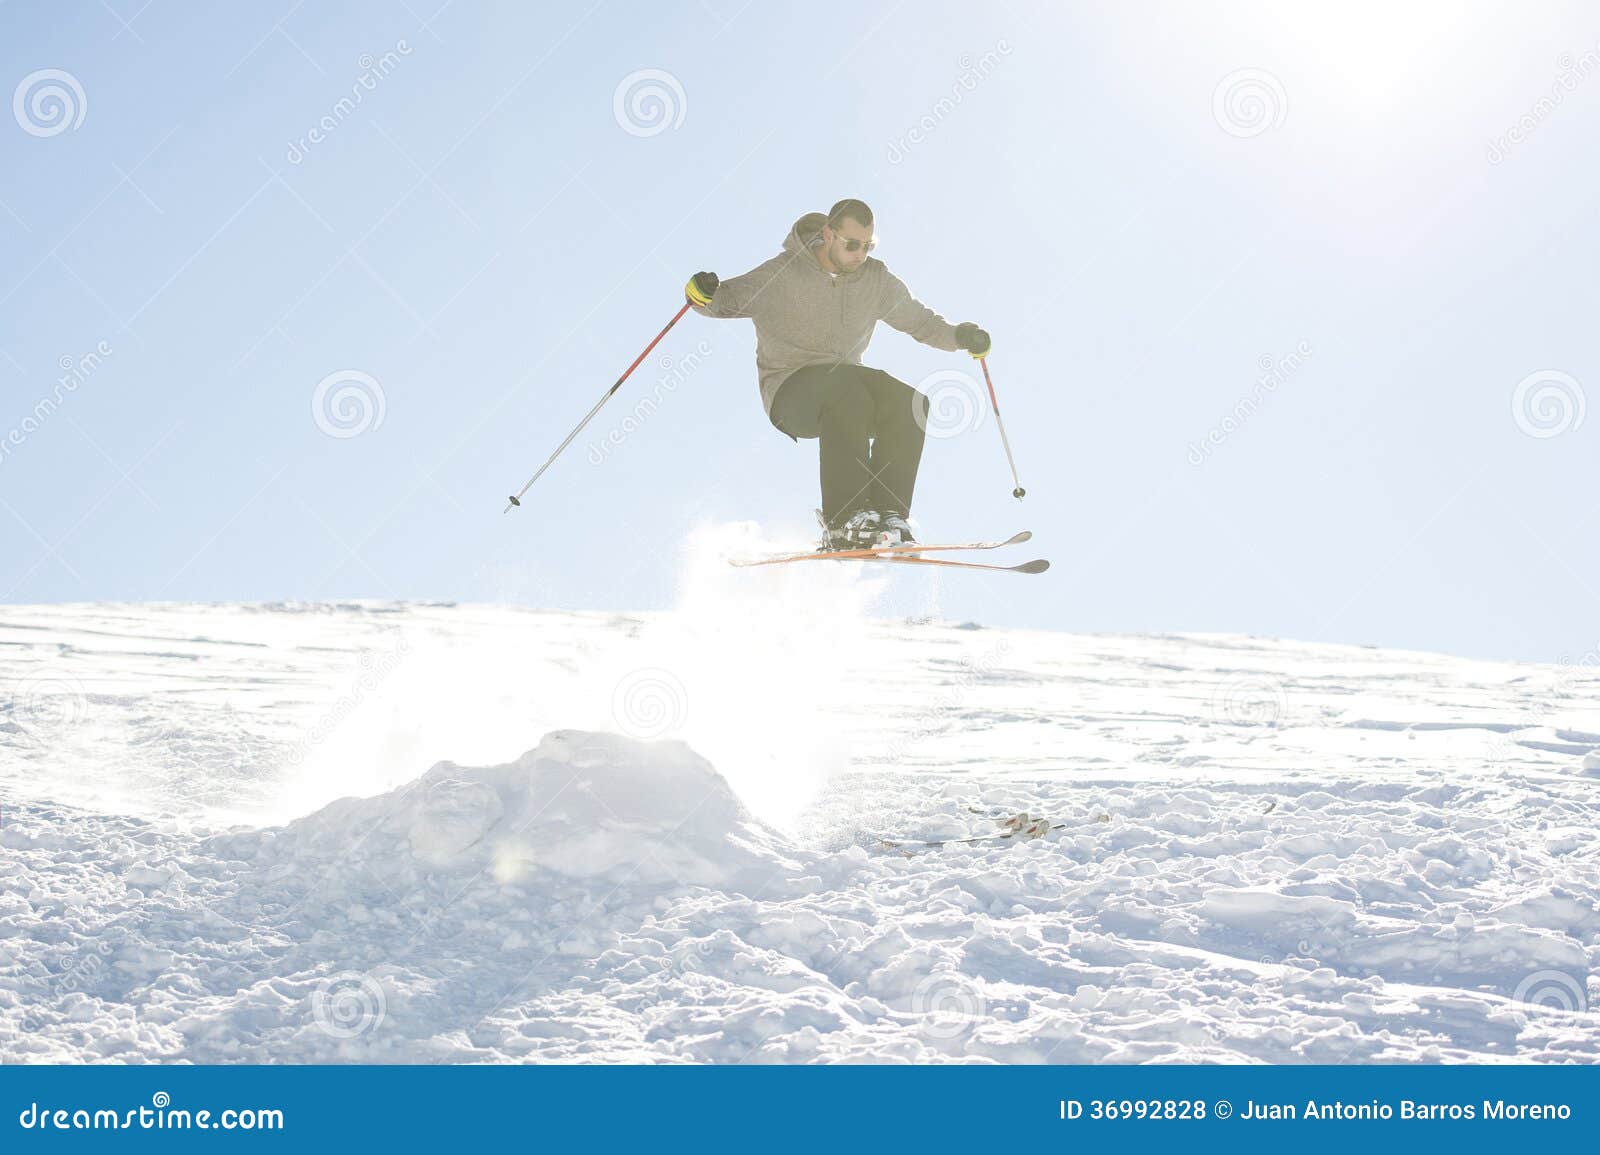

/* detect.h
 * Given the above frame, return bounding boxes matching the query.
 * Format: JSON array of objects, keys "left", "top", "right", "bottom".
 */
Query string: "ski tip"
[{"left": 1016, "top": 558, "right": 1050, "bottom": 574}]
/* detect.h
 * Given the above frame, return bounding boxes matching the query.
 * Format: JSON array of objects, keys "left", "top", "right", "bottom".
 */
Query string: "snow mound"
[
  {"left": 219, "top": 730, "right": 797, "bottom": 895},
  {"left": 0, "top": 732, "right": 818, "bottom": 1062}
]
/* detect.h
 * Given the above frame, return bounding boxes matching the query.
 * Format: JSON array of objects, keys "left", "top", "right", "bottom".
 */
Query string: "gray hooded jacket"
[{"left": 692, "top": 211, "right": 963, "bottom": 417}]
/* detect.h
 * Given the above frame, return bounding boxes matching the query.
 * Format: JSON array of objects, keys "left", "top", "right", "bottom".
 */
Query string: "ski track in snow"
[{"left": 2, "top": 594, "right": 1599, "bottom": 1064}]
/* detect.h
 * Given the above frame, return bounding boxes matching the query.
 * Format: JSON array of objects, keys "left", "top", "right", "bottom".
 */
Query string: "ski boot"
[
  {"left": 877, "top": 512, "right": 917, "bottom": 547},
  {"left": 816, "top": 508, "right": 883, "bottom": 552}
]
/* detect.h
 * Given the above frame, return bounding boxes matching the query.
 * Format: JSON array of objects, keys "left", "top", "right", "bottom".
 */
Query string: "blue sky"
[{"left": 1, "top": 0, "right": 1596, "bottom": 663}]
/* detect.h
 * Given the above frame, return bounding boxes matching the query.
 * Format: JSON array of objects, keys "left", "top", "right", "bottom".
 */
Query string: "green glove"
[
  {"left": 685, "top": 271, "right": 719, "bottom": 307},
  {"left": 955, "top": 322, "right": 991, "bottom": 359}
]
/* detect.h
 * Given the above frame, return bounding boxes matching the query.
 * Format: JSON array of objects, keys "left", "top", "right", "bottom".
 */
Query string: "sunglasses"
[{"left": 835, "top": 235, "right": 876, "bottom": 253}]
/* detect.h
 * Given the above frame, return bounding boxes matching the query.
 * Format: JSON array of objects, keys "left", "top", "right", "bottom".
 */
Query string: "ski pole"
[
  {"left": 978, "top": 356, "right": 1026, "bottom": 499},
  {"left": 504, "top": 300, "right": 693, "bottom": 513}
]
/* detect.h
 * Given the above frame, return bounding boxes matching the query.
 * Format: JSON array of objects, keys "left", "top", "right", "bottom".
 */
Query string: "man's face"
[{"left": 823, "top": 217, "right": 874, "bottom": 272}]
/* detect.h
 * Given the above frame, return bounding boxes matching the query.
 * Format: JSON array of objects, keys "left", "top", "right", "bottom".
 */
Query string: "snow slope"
[{"left": 3, "top": 538, "right": 1599, "bottom": 1062}]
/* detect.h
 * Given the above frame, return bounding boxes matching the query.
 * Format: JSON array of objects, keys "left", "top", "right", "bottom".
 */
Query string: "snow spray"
[{"left": 605, "top": 519, "right": 891, "bottom": 831}]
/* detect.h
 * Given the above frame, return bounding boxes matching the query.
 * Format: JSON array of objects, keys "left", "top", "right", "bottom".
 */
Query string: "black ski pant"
[{"left": 769, "top": 363, "right": 930, "bottom": 528}]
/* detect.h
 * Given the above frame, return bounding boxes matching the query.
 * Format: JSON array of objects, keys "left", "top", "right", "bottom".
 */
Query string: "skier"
[{"left": 686, "top": 198, "right": 991, "bottom": 551}]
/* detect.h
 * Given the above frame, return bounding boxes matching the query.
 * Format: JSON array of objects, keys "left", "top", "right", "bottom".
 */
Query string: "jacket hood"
[{"left": 781, "top": 211, "right": 829, "bottom": 268}]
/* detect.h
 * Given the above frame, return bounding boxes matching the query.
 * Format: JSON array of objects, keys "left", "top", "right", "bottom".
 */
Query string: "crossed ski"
[{"left": 730, "top": 530, "right": 1048, "bottom": 574}]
